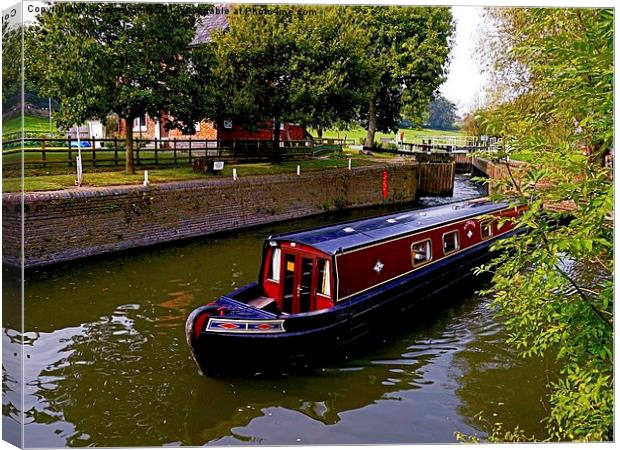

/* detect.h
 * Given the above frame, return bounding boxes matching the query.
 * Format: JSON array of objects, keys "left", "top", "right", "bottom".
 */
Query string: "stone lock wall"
[
  {"left": 2, "top": 164, "right": 419, "bottom": 268},
  {"left": 472, "top": 157, "right": 526, "bottom": 181}
]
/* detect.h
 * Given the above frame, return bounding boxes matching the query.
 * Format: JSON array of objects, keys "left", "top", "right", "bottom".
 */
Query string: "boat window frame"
[
  {"left": 411, "top": 238, "right": 433, "bottom": 268},
  {"left": 442, "top": 230, "right": 460, "bottom": 255},
  {"left": 267, "top": 247, "right": 282, "bottom": 283},
  {"left": 480, "top": 220, "right": 493, "bottom": 240},
  {"left": 316, "top": 258, "right": 331, "bottom": 298}
]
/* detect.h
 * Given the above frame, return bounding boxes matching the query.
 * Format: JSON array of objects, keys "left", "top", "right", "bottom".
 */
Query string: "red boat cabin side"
[
  {"left": 257, "top": 205, "right": 524, "bottom": 314},
  {"left": 335, "top": 208, "right": 521, "bottom": 300}
]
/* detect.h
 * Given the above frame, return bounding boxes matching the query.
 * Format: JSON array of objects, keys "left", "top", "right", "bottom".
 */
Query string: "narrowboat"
[{"left": 186, "top": 198, "right": 525, "bottom": 375}]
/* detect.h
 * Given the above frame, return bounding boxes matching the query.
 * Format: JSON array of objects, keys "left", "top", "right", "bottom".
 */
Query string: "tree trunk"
[
  {"left": 316, "top": 127, "right": 323, "bottom": 140},
  {"left": 365, "top": 98, "right": 378, "bottom": 148},
  {"left": 272, "top": 119, "right": 281, "bottom": 164},
  {"left": 124, "top": 116, "right": 135, "bottom": 174}
]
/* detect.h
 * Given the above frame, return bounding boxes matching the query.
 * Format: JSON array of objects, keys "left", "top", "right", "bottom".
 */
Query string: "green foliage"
[
  {"left": 354, "top": 7, "right": 454, "bottom": 145},
  {"left": 426, "top": 94, "right": 458, "bottom": 130},
  {"left": 2, "top": 20, "right": 21, "bottom": 108},
  {"left": 210, "top": 5, "right": 375, "bottom": 154},
  {"left": 27, "top": 2, "right": 214, "bottom": 172},
  {"left": 473, "top": 8, "right": 613, "bottom": 442}
]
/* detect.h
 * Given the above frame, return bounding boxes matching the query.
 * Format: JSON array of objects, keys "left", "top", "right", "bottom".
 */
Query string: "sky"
[{"left": 440, "top": 6, "right": 489, "bottom": 117}]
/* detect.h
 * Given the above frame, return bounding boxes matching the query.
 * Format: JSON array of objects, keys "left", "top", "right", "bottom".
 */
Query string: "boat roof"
[{"left": 269, "top": 198, "right": 510, "bottom": 255}]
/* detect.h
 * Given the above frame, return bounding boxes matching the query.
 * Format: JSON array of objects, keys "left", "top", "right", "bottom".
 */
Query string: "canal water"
[{"left": 5, "top": 176, "right": 555, "bottom": 446}]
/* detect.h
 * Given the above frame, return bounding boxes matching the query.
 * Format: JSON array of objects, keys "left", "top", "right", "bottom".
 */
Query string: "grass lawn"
[
  {"left": 3, "top": 153, "right": 391, "bottom": 193},
  {"left": 2, "top": 114, "right": 57, "bottom": 138},
  {"left": 316, "top": 126, "right": 466, "bottom": 144}
]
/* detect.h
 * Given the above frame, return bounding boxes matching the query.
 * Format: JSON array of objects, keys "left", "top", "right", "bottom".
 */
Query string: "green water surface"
[{"left": 3, "top": 177, "right": 558, "bottom": 446}]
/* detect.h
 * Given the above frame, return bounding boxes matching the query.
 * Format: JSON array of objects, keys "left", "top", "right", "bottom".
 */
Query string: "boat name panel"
[{"left": 206, "top": 318, "right": 286, "bottom": 333}]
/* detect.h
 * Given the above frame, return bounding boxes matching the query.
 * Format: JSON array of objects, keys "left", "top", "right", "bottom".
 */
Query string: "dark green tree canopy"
[
  {"left": 354, "top": 6, "right": 454, "bottom": 145},
  {"left": 426, "top": 95, "right": 458, "bottom": 130},
  {"left": 28, "top": 2, "right": 215, "bottom": 172},
  {"left": 29, "top": 2, "right": 212, "bottom": 130},
  {"left": 209, "top": 5, "right": 375, "bottom": 135}
]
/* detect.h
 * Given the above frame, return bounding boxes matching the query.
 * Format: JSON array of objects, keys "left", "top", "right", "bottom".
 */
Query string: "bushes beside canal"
[{"left": 471, "top": 8, "right": 613, "bottom": 442}]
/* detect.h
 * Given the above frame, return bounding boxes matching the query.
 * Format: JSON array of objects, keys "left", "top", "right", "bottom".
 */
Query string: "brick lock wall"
[{"left": 2, "top": 164, "right": 418, "bottom": 268}]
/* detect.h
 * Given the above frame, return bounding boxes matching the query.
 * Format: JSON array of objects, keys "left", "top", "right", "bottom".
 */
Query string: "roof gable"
[{"left": 190, "top": 4, "right": 230, "bottom": 47}]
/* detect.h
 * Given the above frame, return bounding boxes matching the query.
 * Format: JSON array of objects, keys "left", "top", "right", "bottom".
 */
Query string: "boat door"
[{"left": 281, "top": 251, "right": 314, "bottom": 314}]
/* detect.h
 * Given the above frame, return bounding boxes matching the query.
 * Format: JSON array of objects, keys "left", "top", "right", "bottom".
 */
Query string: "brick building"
[{"left": 118, "top": 115, "right": 308, "bottom": 142}]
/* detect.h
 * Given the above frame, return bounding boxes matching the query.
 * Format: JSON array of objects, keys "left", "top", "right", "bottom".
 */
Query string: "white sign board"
[{"left": 213, "top": 161, "right": 224, "bottom": 170}]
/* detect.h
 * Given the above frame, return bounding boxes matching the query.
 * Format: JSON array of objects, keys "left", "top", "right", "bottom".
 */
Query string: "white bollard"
[
  {"left": 297, "top": 165, "right": 300, "bottom": 176},
  {"left": 233, "top": 168, "right": 238, "bottom": 181},
  {"left": 75, "top": 154, "right": 83, "bottom": 186},
  {"left": 348, "top": 158, "right": 352, "bottom": 170},
  {"left": 143, "top": 170, "right": 150, "bottom": 186}
]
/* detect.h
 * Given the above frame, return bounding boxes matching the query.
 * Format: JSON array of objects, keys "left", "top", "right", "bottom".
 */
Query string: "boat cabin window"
[
  {"left": 443, "top": 231, "right": 460, "bottom": 254},
  {"left": 411, "top": 240, "right": 432, "bottom": 267},
  {"left": 481, "top": 221, "right": 492, "bottom": 240},
  {"left": 269, "top": 248, "right": 281, "bottom": 282},
  {"left": 317, "top": 259, "right": 331, "bottom": 297}
]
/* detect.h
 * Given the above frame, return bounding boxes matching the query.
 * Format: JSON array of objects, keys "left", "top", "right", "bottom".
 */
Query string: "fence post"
[
  {"left": 188, "top": 138, "right": 192, "bottom": 165},
  {"left": 154, "top": 138, "right": 158, "bottom": 166},
  {"left": 136, "top": 140, "right": 140, "bottom": 166},
  {"left": 67, "top": 137, "right": 72, "bottom": 167},
  {"left": 114, "top": 137, "right": 119, "bottom": 166},
  {"left": 173, "top": 138, "right": 178, "bottom": 165},
  {"left": 92, "top": 138, "right": 96, "bottom": 167},
  {"left": 41, "top": 138, "right": 46, "bottom": 164}
]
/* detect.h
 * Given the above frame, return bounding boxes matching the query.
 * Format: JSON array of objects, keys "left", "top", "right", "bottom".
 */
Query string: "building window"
[
  {"left": 195, "top": 122, "right": 201, "bottom": 132},
  {"left": 411, "top": 239, "right": 432, "bottom": 267},
  {"left": 317, "top": 259, "right": 331, "bottom": 297},
  {"left": 481, "top": 221, "right": 493, "bottom": 239},
  {"left": 443, "top": 231, "right": 460, "bottom": 254},
  {"left": 133, "top": 115, "right": 147, "bottom": 132},
  {"left": 269, "top": 248, "right": 281, "bottom": 282}
]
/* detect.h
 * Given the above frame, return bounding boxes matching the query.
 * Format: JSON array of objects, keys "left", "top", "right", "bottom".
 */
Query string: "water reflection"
[
  {"left": 3, "top": 176, "right": 561, "bottom": 446},
  {"left": 2, "top": 265, "right": 23, "bottom": 447}
]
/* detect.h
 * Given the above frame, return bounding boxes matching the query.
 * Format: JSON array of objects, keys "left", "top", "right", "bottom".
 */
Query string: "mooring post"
[
  {"left": 297, "top": 165, "right": 300, "bottom": 176},
  {"left": 348, "top": 158, "right": 352, "bottom": 170},
  {"left": 143, "top": 170, "right": 150, "bottom": 187},
  {"left": 233, "top": 168, "right": 238, "bottom": 181}
]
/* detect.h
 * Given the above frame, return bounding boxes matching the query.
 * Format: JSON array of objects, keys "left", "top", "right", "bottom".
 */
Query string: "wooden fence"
[{"left": 2, "top": 137, "right": 345, "bottom": 169}]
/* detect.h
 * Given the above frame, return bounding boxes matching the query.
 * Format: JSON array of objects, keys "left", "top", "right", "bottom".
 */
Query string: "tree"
[
  {"left": 288, "top": 7, "right": 377, "bottom": 140},
  {"left": 426, "top": 95, "right": 458, "bottom": 130},
  {"left": 209, "top": 5, "right": 375, "bottom": 160},
  {"left": 472, "top": 8, "right": 613, "bottom": 442},
  {"left": 353, "top": 7, "right": 454, "bottom": 147},
  {"left": 27, "top": 2, "right": 213, "bottom": 174},
  {"left": 2, "top": 20, "right": 23, "bottom": 114}
]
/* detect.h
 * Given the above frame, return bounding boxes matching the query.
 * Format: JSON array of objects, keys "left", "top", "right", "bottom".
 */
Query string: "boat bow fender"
[{"left": 185, "top": 304, "right": 225, "bottom": 344}]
